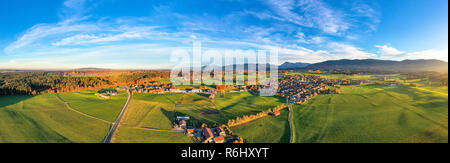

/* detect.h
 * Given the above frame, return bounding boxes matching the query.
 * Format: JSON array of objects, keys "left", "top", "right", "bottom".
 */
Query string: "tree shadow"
[
  {"left": 160, "top": 108, "right": 176, "bottom": 122},
  {"left": 197, "top": 93, "right": 211, "bottom": 98},
  {"left": 0, "top": 96, "right": 34, "bottom": 108},
  {"left": 280, "top": 117, "right": 291, "bottom": 143}
]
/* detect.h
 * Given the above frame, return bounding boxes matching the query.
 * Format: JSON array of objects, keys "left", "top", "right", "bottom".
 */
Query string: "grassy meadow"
[
  {"left": 176, "top": 92, "right": 285, "bottom": 126},
  {"left": 231, "top": 110, "right": 290, "bottom": 143},
  {"left": 113, "top": 127, "right": 193, "bottom": 143},
  {"left": 58, "top": 89, "right": 128, "bottom": 122},
  {"left": 113, "top": 92, "right": 286, "bottom": 142},
  {"left": 113, "top": 93, "right": 193, "bottom": 143},
  {"left": 0, "top": 72, "right": 447, "bottom": 143},
  {"left": 0, "top": 94, "right": 111, "bottom": 143},
  {"left": 292, "top": 85, "right": 448, "bottom": 143}
]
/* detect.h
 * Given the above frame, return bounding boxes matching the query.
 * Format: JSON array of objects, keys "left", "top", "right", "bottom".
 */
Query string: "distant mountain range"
[
  {"left": 280, "top": 59, "right": 448, "bottom": 72},
  {"left": 1, "top": 59, "right": 448, "bottom": 73},
  {"left": 279, "top": 62, "right": 311, "bottom": 69},
  {"left": 71, "top": 68, "right": 111, "bottom": 71}
]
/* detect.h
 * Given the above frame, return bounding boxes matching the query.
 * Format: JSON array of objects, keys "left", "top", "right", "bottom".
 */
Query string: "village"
[
  {"left": 95, "top": 88, "right": 119, "bottom": 99},
  {"left": 122, "top": 72, "right": 406, "bottom": 143},
  {"left": 123, "top": 74, "right": 347, "bottom": 143},
  {"left": 277, "top": 74, "right": 342, "bottom": 104}
]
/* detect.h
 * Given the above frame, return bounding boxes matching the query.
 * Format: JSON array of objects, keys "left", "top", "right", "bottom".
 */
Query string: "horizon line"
[{"left": 1, "top": 58, "right": 448, "bottom": 71}]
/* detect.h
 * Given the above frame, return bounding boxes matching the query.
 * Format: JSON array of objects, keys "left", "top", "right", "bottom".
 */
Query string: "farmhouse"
[
  {"left": 203, "top": 128, "right": 214, "bottom": 143},
  {"left": 215, "top": 127, "right": 226, "bottom": 136},
  {"left": 175, "top": 116, "right": 190, "bottom": 129},
  {"left": 187, "top": 129, "right": 196, "bottom": 136},
  {"left": 214, "top": 136, "right": 225, "bottom": 143},
  {"left": 189, "top": 89, "right": 202, "bottom": 94},
  {"left": 96, "top": 93, "right": 111, "bottom": 99},
  {"left": 170, "top": 89, "right": 187, "bottom": 93},
  {"left": 179, "top": 120, "right": 187, "bottom": 129},
  {"left": 177, "top": 116, "right": 190, "bottom": 121}
]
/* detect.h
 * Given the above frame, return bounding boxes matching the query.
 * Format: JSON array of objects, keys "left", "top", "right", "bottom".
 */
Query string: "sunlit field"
[
  {"left": 0, "top": 95, "right": 110, "bottom": 143},
  {"left": 113, "top": 93, "right": 191, "bottom": 143},
  {"left": 113, "top": 92, "right": 286, "bottom": 142},
  {"left": 231, "top": 110, "right": 290, "bottom": 143},
  {"left": 293, "top": 85, "right": 448, "bottom": 143},
  {"left": 58, "top": 89, "right": 128, "bottom": 122}
]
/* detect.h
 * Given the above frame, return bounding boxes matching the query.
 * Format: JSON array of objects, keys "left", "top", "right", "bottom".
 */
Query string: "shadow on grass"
[
  {"left": 280, "top": 117, "right": 291, "bottom": 143},
  {"left": 0, "top": 96, "right": 34, "bottom": 108},
  {"left": 160, "top": 108, "right": 176, "bottom": 122}
]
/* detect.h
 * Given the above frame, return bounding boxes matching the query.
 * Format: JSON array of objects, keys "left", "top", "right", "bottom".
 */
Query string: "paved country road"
[
  {"left": 288, "top": 104, "right": 295, "bottom": 143},
  {"left": 103, "top": 88, "right": 132, "bottom": 143}
]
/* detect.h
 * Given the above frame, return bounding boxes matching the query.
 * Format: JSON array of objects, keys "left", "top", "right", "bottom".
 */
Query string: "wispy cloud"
[
  {"left": 265, "top": 0, "right": 349, "bottom": 34},
  {"left": 2, "top": 0, "right": 445, "bottom": 70},
  {"left": 4, "top": 21, "right": 100, "bottom": 53},
  {"left": 51, "top": 26, "right": 162, "bottom": 46}
]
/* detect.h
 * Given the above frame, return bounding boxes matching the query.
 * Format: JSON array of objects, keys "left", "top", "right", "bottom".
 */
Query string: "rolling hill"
[
  {"left": 281, "top": 59, "right": 448, "bottom": 72},
  {"left": 279, "top": 62, "right": 311, "bottom": 69}
]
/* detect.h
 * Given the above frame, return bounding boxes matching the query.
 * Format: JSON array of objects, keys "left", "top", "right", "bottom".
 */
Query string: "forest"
[{"left": 0, "top": 71, "right": 170, "bottom": 95}]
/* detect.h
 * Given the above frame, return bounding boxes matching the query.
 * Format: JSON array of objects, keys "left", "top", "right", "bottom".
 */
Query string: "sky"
[{"left": 0, "top": 0, "right": 448, "bottom": 69}]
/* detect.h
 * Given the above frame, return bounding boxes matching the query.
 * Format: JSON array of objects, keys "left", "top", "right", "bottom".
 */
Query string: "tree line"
[{"left": 0, "top": 71, "right": 170, "bottom": 95}]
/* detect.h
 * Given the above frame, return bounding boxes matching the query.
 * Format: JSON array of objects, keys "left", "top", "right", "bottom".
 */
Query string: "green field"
[
  {"left": 0, "top": 94, "right": 110, "bottom": 143},
  {"left": 292, "top": 85, "right": 448, "bottom": 143},
  {"left": 113, "top": 93, "right": 193, "bottom": 143},
  {"left": 113, "top": 127, "right": 193, "bottom": 143},
  {"left": 113, "top": 92, "right": 285, "bottom": 142},
  {"left": 176, "top": 92, "right": 285, "bottom": 126},
  {"left": 0, "top": 80, "right": 447, "bottom": 143},
  {"left": 231, "top": 110, "right": 290, "bottom": 143},
  {"left": 120, "top": 94, "right": 182, "bottom": 130},
  {"left": 58, "top": 89, "right": 128, "bottom": 122}
]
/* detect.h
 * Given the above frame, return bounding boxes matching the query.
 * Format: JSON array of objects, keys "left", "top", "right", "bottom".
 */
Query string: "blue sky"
[{"left": 0, "top": 0, "right": 447, "bottom": 69}]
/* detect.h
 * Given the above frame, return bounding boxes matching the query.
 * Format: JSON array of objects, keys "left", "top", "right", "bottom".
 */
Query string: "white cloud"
[
  {"left": 266, "top": 0, "right": 349, "bottom": 34},
  {"left": 61, "top": 0, "right": 92, "bottom": 19},
  {"left": 403, "top": 49, "right": 448, "bottom": 61},
  {"left": 295, "top": 32, "right": 325, "bottom": 44},
  {"left": 4, "top": 0, "right": 444, "bottom": 70},
  {"left": 352, "top": 2, "right": 380, "bottom": 29},
  {"left": 51, "top": 26, "right": 160, "bottom": 46},
  {"left": 52, "top": 34, "right": 98, "bottom": 46},
  {"left": 281, "top": 43, "right": 376, "bottom": 63},
  {"left": 4, "top": 21, "right": 100, "bottom": 53},
  {"left": 325, "top": 42, "right": 376, "bottom": 59},
  {"left": 376, "top": 45, "right": 448, "bottom": 61},
  {"left": 376, "top": 45, "right": 404, "bottom": 57},
  {"left": 0, "top": 44, "right": 186, "bottom": 69},
  {"left": 241, "top": 10, "right": 285, "bottom": 22}
]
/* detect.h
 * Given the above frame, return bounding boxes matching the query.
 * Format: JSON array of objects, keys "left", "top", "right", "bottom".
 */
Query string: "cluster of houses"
[
  {"left": 385, "top": 81, "right": 403, "bottom": 87},
  {"left": 175, "top": 115, "right": 243, "bottom": 143},
  {"left": 95, "top": 91, "right": 118, "bottom": 99},
  {"left": 277, "top": 75, "right": 340, "bottom": 104},
  {"left": 187, "top": 127, "right": 227, "bottom": 143},
  {"left": 187, "top": 126, "right": 244, "bottom": 143},
  {"left": 175, "top": 116, "right": 190, "bottom": 129},
  {"left": 130, "top": 83, "right": 172, "bottom": 94},
  {"left": 339, "top": 79, "right": 369, "bottom": 85}
]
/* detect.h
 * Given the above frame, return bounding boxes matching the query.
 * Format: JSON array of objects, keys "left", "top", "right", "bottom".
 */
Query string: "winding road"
[{"left": 103, "top": 88, "right": 132, "bottom": 143}]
